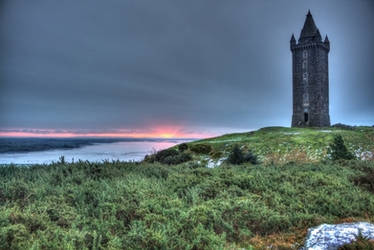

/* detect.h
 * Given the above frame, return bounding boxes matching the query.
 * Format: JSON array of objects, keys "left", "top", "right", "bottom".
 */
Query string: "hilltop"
[{"left": 179, "top": 126, "right": 374, "bottom": 166}]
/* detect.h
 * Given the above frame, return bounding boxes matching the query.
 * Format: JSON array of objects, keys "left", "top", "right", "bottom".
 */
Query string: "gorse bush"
[
  {"left": 144, "top": 148, "right": 192, "bottom": 165},
  {"left": 329, "top": 135, "right": 355, "bottom": 161},
  {"left": 178, "top": 143, "right": 188, "bottom": 152},
  {"left": 162, "top": 152, "right": 192, "bottom": 165},
  {"left": 353, "top": 166, "right": 374, "bottom": 193},
  {"left": 1, "top": 160, "right": 374, "bottom": 249},
  {"left": 228, "top": 145, "right": 244, "bottom": 164},
  {"left": 155, "top": 148, "right": 179, "bottom": 162},
  {"left": 190, "top": 144, "right": 212, "bottom": 154},
  {"left": 243, "top": 150, "right": 258, "bottom": 164},
  {"left": 210, "top": 150, "right": 223, "bottom": 159},
  {"left": 228, "top": 145, "right": 258, "bottom": 165},
  {"left": 339, "top": 234, "right": 374, "bottom": 249}
]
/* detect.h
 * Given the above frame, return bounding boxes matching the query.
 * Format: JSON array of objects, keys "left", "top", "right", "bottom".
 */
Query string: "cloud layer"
[{"left": 1, "top": 0, "right": 373, "bottom": 136}]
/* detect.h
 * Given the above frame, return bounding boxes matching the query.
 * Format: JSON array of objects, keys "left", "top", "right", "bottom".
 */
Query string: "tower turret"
[
  {"left": 290, "top": 34, "right": 296, "bottom": 50},
  {"left": 324, "top": 35, "right": 330, "bottom": 51},
  {"left": 290, "top": 11, "right": 330, "bottom": 127}
]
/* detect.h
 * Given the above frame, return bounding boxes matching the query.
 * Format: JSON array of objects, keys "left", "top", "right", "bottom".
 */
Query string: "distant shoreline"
[{"left": 0, "top": 137, "right": 193, "bottom": 154}]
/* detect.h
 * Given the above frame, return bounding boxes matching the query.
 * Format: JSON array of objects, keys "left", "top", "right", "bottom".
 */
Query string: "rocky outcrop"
[
  {"left": 206, "top": 157, "right": 226, "bottom": 168},
  {"left": 302, "top": 222, "right": 374, "bottom": 250}
]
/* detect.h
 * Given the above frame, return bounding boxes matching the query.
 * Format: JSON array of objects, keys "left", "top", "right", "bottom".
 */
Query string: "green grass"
[
  {"left": 187, "top": 126, "right": 374, "bottom": 164},
  {"left": 1, "top": 160, "right": 374, "bottom": 249},
  {"left": 1, "top": 126, "right": 374, "bottom": 249}
]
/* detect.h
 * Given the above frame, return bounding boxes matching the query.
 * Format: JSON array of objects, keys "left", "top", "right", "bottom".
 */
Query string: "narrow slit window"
[{"left": 303, "top": 50, "right": 308, "bottom": 59}]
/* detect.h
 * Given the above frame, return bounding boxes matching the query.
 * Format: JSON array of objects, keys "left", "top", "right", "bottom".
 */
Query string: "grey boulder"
[{"left": 302, "top": 222, "right": 374, "bottom": 250}]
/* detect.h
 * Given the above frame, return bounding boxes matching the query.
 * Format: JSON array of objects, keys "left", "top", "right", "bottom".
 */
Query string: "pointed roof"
[
  {"left": 299, "top": 10, "right": 321, "bottom": 43},
  {"left": 315, "top": 29, "right": 322, "bottom": 40},
  {"left": 290, "top": 34, "right": 296, "bottom": 43},
  {"left": 324, "top": 35, "right": 329, "bottom": 43}
]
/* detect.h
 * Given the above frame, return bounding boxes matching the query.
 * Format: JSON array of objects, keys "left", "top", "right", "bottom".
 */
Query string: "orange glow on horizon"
[{"left": 0, "top": 127, "right": 217, "bottom": 139}]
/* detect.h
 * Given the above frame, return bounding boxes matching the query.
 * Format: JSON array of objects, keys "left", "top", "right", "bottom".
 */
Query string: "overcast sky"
[{"left": 0, "top": 0, "right": 373, "bottom": 137}]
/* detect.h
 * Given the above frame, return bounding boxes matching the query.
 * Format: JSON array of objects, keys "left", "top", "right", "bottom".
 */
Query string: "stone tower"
[{"left": 291, "top": 11, "right": 330, "bottom": 127}]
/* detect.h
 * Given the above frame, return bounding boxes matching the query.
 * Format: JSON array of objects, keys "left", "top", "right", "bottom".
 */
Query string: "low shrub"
[
  {"left": 155, "top": 149, "right": 179, "bottom": 162},
  {"left": 210, "top": 150, "right": 223, "bottom": 159},
  {"left": 243, "top": 151, "right": 258, "bottom": 164},
  {"left": 228, "top": 145, "right": 258, "bottom": 165},
  {"left": 143, "top": 154, "right": 156, "bottom": 163},
  {"left": 339, "top": 234, "right": 374, "bottom": 249},
  {"left": 178, "top": 143, "right": 188, "bottom": 152},
  {"left": 0, "top": 224, "right": 30, "bottom": 249},
  {"left": 332, "top": 123, "right": 355, "bottom": 130},
  {"left": 228, "top": 145, "right": 244, "bottom": 165},
  {"left": 163, "top": 152, "right": 192, "bottom": 165},
  {"left": 353, "top": 167, "right": 374, "bottom": 193},
  {"left": 329, "top": 135, "right": 354, "bottom": 161},
  {"left": 1, "top": 160, "right": 374, "bottom": 249},
  {"left": 144, "top": 148, "right": 192, "bottom": 165},
  {"left": 190, "top": 144, "right": 212, "bottom": 154}
]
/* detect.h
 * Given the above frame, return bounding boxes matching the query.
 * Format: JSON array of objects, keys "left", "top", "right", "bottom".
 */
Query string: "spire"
[
  {"left": 299, "top": 10, "right": 320, "bottom": 43},
  {"left": 290, "top": 34, "right": 296, "bottom": 50},
  {"left": 324, "top": 35, "right": 330, "bottom": 51},
  {"left": 290, "top": 34, "right": 296, "bottom": 43},
  {"left": 324, "top": 35, "right": 329, "bottom": 43}
]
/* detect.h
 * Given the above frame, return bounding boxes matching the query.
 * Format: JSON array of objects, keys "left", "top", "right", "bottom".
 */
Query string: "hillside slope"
[
  {"left": 1, "top": 126, "right": 374, "bottom": 249},
  {"left": 185, "top": 126, "right": 374, "bottom": 165}
]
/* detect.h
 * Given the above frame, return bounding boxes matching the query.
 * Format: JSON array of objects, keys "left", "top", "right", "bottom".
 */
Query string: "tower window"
[
  {"left": 304, "top": 112, "right": 309, "bottom": 123},
  {"left": 303, "top": 72, "right": 308, "bottom": 80},
  {"left": 302, "top": 60, "right": 307, "bottom": 69},
  {"left": 303, "top": 50, "right": 308, "bottom": 59}
]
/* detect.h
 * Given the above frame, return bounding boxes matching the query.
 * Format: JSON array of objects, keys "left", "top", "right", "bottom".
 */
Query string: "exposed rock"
[
  {"left": 302, "top": 222, "right": 374, "bottom": 250},
  {"left": 207, "top": 157, "right": 226, "bottom": 168},
  {"left": 351, "top": 146, "right": 374, "bottom": 160}
]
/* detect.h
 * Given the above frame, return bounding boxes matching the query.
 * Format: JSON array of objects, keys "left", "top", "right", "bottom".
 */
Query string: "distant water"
[{"left": 0, "top": 139, "right": 191, "bottom": 165}]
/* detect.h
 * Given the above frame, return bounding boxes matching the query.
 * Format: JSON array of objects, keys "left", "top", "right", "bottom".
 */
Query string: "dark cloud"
[{"left": 1, "top": 0, "right": 373, "bottom": 134}]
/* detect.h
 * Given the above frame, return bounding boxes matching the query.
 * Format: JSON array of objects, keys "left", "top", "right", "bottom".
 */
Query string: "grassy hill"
[
  {"left": 184, "top": 126, "right": 374, "bottom": 166},
  {"left": 0, "top": 126, "right": 373, "bottom": 249}
]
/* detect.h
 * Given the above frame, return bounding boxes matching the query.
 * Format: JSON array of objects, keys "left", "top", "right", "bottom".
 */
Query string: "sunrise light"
[{"left": 0, "top": 127, "right": 216, "bottom": 139}]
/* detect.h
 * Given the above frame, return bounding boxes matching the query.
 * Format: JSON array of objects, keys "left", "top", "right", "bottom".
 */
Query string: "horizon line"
[
  {"left": 0, "top": 136, "right": 199, "bottom": 140},
  {"left": 0, "top": 129, "right": 217, "bottom": 140}
]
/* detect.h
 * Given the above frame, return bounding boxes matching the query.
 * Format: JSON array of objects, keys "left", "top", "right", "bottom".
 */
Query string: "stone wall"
[{"left": 291, "top": 42, "right": 330, "bottom": 127}]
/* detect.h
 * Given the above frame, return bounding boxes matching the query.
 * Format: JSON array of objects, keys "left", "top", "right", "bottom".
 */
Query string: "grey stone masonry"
[{"left": 291, "top": 11, "right": 330, "bottom": 127}]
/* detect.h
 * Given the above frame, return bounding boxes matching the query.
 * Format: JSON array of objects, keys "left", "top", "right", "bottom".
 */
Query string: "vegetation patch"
[
  {"left": 178, "top": 143, "right": 188, "bottom": 152},
  {"left": 187, "top": 126, "right": 374, "bottom": 164},
  {"left": 190, "top": 144, "right": 212, "bottom": 154},
  {"left": 353, "top": 165, "right": 374, "bottom": 193},
  {"left": 1, "top": 127, "right": 374, "bottom": 248},
  {"left": 144, "top": 148, "right": 192, "bottom": 165},
  {"left": 329, "top": 135, "right": 355, "bottom": 161},
  {"left": 227, "top": 145, "right": 258, "bottom": 165},
  {"left": 0, "top": 159, "right": 374, "bottom": 249},
  {"left": 339, "top": 235, "right": 374, "bottom": 249}
]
